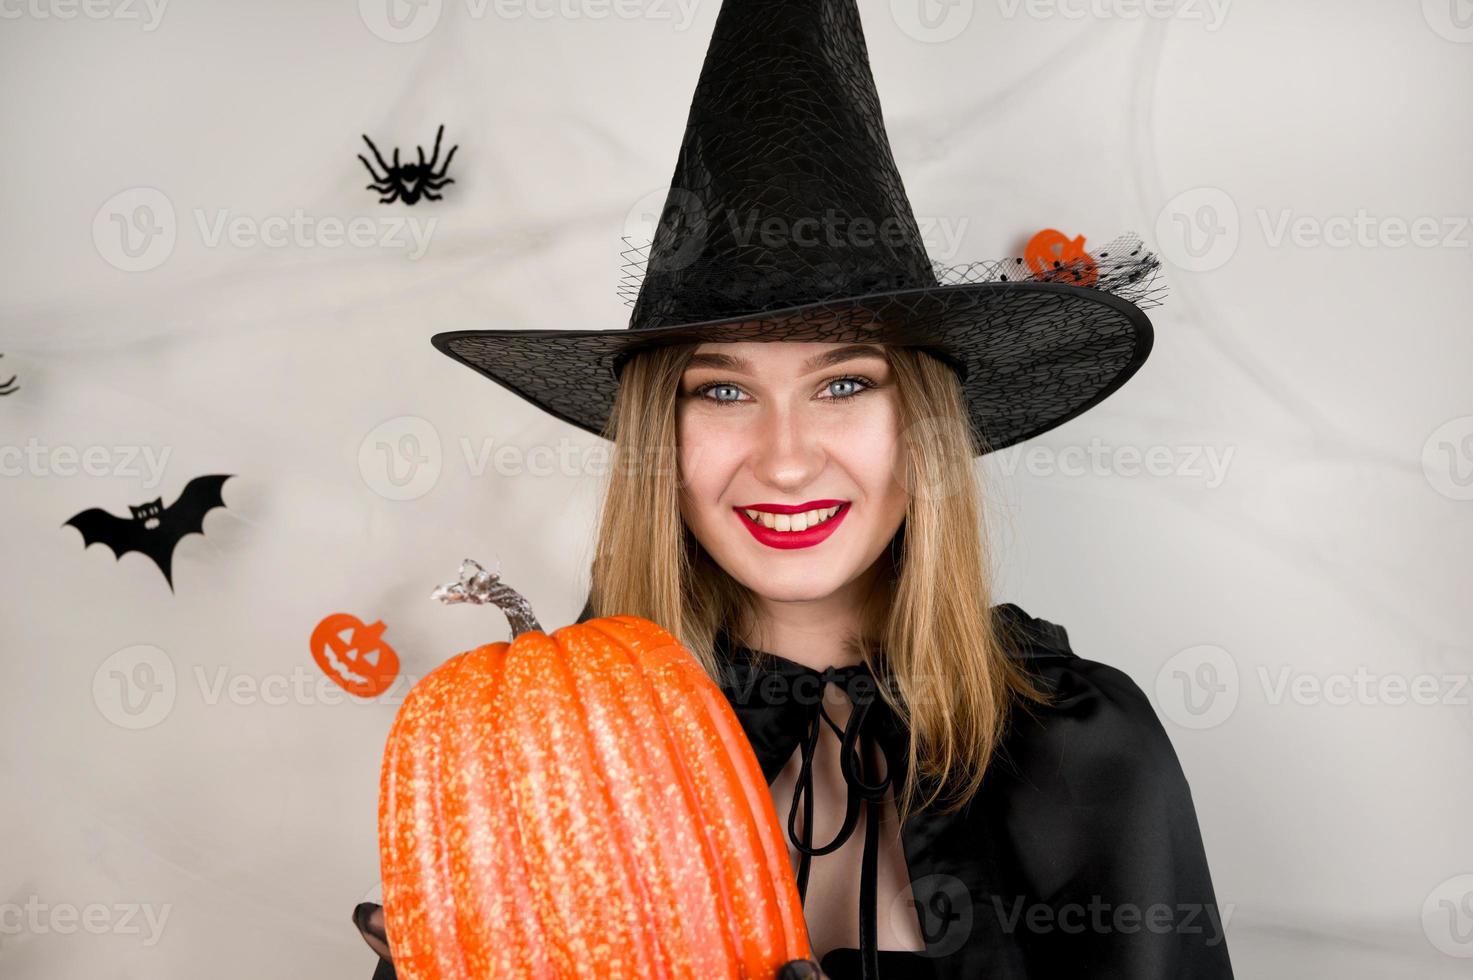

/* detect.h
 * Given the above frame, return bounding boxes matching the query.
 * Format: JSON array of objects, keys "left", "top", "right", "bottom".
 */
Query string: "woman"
[
  {"left": 354, "top": 0, "right": 1233, "bottom": 976},
  {"left": 355, "top": 334, "right": 1234, "bottom": 979}
]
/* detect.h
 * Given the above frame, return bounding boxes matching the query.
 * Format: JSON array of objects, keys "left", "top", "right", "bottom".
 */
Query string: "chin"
[{"left": 721, "top": 553, "right": 856, "bottom": 603}]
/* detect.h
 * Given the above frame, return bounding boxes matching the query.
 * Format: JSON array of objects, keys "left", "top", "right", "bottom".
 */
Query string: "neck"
[{"left": 735, "top": 564, "right": 881, "bottom": 672}]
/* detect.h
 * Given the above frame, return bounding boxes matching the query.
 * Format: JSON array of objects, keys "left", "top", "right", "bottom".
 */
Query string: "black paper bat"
[{"left": 63, "top": 474, "right": 234, "bottom": 592}]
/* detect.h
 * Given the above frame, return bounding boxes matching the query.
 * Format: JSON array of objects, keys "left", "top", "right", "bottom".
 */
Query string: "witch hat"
[{"left": 431, "top": 0, "right": 1163, "bottom": 454}]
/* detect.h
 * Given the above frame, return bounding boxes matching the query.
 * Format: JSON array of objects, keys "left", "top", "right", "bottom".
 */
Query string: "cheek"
[
  {"left": 849, "top": 393, "right": 904, "bottom": 452},
  {"left": 834, "top": 401, "right": 909, "bottom": 501},
  {"left": 676, "top": 412, "right": 745, "bottom": 510}
]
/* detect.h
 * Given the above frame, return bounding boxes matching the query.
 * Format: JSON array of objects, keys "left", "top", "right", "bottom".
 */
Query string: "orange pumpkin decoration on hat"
[
  {"left": 1024, "top": 228, "right": 1100, "bottom": 287},
  {"left": 378, "top": 559, "right": 813, "bottom": 979}
]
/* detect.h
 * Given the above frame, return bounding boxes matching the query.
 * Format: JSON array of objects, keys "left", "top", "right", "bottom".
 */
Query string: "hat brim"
[{"left": 430, "top": 279, "right": 1152, "bottom": 456}]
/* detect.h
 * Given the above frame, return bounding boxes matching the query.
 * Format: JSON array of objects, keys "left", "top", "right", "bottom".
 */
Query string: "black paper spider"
[
  {"left": 0, "top": 354, "right": 16, "bottom": 396},
  {"left": 358, "top": 124, "right": 459, "bottom": 205}
]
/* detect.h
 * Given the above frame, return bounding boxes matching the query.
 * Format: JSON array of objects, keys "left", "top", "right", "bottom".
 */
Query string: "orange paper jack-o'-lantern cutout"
[
  {"left": 378, "top": 559, "right": 812, "bottom": 979},
  {"left": 1024, "top": 228, "right": 1099, "bottom": 287},
  {"left": 311, "top": 612, "right": 400, "bottom": 698}
]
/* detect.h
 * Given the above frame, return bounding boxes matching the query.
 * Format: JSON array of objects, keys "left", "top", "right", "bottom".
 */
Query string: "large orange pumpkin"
[{"left": 379, "top": 559, "right": 813, "bottom": 978}]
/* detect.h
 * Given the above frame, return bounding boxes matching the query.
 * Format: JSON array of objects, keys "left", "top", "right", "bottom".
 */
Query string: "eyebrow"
[{"left": 683, "top": 343, "right": 889, "bottom": 374}]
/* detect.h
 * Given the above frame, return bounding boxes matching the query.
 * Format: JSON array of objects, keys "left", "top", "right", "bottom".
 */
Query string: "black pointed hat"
[{"left": 431, "top": 0, "right": 1163, "bottom": 454}]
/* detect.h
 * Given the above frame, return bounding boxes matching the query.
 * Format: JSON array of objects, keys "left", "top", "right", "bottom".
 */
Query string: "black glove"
[{"left": 352, "top": 901, "right": 395, "bottom": 978}]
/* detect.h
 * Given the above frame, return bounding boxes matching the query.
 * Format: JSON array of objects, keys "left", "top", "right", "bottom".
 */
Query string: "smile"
[
  {"left": 732, "top": 501, "right": 851, "bottom": 550},
  {"left": 741, "top": 504, "right": 842, "bottom": 531}
]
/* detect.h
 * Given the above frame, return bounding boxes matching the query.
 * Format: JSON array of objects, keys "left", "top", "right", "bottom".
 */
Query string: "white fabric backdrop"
[{"left": 2, "top": 1, "right": 1470, "bottom": 977}]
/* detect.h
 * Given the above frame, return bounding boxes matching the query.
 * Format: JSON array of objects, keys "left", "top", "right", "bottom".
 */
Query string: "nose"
[{"left": 749, "top": 395, "right": 825, "bottom": 491}]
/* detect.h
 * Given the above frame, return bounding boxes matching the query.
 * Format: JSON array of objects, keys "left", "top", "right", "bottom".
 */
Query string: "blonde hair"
[{"left": 585, "top": 336, "right": 1053, "bottom": 825}]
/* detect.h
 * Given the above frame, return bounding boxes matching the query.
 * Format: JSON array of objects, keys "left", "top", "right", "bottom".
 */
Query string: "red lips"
[{"left": 732, "top": 501, "right": 850, "bottom": 550}]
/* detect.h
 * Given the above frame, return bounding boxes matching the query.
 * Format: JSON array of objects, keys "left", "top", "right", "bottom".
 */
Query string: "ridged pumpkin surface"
[{"left": 379, "top": 614, "right": 812, "bottom": 979}]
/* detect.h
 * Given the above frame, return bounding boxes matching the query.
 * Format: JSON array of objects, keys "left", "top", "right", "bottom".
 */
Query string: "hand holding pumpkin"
[
  {"left": 371, "top": 559, "right": 820, "bottom": 979},
  {"left": 352, "top": 901, "right": 392, "bottom": 960}
]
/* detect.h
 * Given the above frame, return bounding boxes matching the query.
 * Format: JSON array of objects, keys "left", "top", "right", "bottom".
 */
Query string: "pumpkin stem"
[{"left": 432, "top": 558, "right": 543, "bottom": 639}]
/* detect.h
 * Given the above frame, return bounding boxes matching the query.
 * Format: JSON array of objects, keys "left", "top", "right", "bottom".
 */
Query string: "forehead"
[{"left": 685, "top": 341, "right": 889, "bottom": 373}]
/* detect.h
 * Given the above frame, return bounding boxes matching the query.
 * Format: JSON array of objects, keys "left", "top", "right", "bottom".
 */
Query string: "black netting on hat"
[{"left": 618, "top": 232, "right": 1165, "bottom": 316}]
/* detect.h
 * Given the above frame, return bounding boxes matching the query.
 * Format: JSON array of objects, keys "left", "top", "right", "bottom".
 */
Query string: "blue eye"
[
  {"left": 697, "top": 382, "right": 744, "bottom": 405},
  {"left": 689, "top": 375, "right": 877, "bottom": 407},
  {"left": 825, "top": 377, "right": 871, "bottom": 399}
]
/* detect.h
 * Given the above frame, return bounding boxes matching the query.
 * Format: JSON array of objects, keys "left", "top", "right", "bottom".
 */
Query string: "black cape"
[
  {"left": 702, "top": 602, "right": 1235, "bottom": 979},
  {"left": 362, "top": 602, "right": 1234, "bottom": 980}
]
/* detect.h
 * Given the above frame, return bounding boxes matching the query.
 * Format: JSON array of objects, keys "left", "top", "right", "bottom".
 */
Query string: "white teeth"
[{"left": 743, "top": 505, "right": 842, "bottom": 531}]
